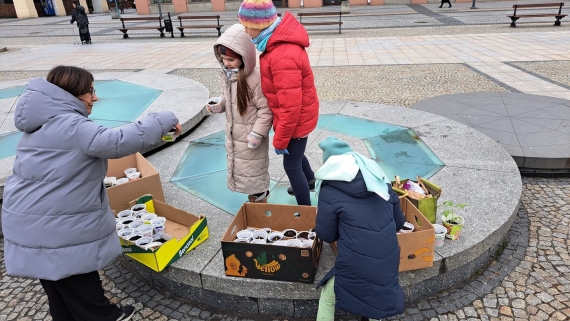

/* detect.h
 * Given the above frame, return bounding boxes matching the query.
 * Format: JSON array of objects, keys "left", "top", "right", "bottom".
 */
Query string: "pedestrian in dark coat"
[
  {"left": 314, "top": 136, "right": 406, "bottom": 320},
  {"left": 70, "top": 0, "right": 91, "bottom": 44},
  {"left": 440, "top": 0, "right": 452, "bottom": 8}
]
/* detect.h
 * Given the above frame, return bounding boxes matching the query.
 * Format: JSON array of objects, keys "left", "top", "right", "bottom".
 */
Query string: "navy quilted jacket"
[{"left": 315, "top": 171, "right": 406, "bottom": 319}]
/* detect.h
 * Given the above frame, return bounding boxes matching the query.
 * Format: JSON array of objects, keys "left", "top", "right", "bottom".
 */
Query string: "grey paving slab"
[{"left": 410, "top": 92, "right": 570, "bottom": 172}]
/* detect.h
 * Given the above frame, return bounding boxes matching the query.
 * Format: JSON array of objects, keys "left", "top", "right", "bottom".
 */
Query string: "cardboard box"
[
  {"left": 118, "top": 197, "right": 209, "bottom": 272},
  {"left": 106, "top": 153, "right": 164, "bottom": 212},
  {"left": 221, "top": 203, "right": 323, "bottom": 283},
  {"left": 397, "top": 197, "right": 435, "bottom": 272}
]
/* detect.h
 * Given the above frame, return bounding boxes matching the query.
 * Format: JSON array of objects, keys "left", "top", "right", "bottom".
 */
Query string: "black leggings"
[
  {"left": 40, "top": 271, "right": 122, "bottom": 321},
  {"left": 283, "top": 137, "right": 315, "bottom": 206}
]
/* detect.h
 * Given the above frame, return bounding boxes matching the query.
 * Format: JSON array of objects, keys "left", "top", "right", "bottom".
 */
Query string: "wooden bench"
[
  {"left": 508, "top": 2, "right": 566, "bottom": 27},
  {"left": 177, "top": 15, "right": 223, "bottom": 37},
  {"left": 297, "top": 12, "right": 343, "bottom": 34},
  {"left": 119, "top": 17, "right": 166, "bottom": 38}
]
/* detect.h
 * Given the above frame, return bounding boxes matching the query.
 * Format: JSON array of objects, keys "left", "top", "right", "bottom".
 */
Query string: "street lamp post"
[
  {"left": 157, "top": 0, "right": 163, "bottom": 18},
  {"left": 471, "top": 0, "right": 477, "bottom": 9}
]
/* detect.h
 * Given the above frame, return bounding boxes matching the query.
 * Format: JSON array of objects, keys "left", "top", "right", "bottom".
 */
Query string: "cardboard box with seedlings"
[
  {"left": 118, "top": 195, "right": 209, "bottom": 272},
  {"left": 397, "top": 197, "right": 435, "bottom": 272},
  {"left": 106, "top": 153, "right": 164, "bottom": 213},
  {"left": 221, "top": 203, "right": 323, "bottom": 283}
]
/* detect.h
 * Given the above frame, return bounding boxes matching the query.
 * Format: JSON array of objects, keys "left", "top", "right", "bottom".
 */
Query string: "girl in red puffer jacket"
[{"left": 238, "top": 0, "right": 320, "bottom": 206}]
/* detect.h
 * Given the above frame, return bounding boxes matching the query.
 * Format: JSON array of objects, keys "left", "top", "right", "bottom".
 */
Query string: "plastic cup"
[
  {"left": 131, "top": 204, "right": 146, "bottom": 213},
  {"left": 301, "top": 240, "right": 314, "bottom": 248},
  {"left": 233, "top": 238, "right": 250, "bottom": 243},
  {"left": 399, "top": 222, "right": 415, "bottom": 234},
  {"left": 104, "top": 177, "right": 116, "bottom": 188},
  {"left": 120, "top": 217, "right": 135, "bottom": 226},
  {"left": 162, "top": 130, "right": 177, "bottom": 142},
  {"left": 308, "top": 232, "right": 316, "bottom": 240},
  {"left": 236, "top": 230, "right": 253, "bottom": 242},
  {"left": 145, "top": 241, "right": 163, "bottom": 251},
  {"left": 126, "top": 171, "right": 141, "bottom": 181},
  {"left": 115, "top": 178, "right": 129, "bottom": 185},
  {"left": 433, "top": 224, "right": 447, "bottom": 248},
  {"left": 128, "top": 220, "right": 144, "bottom": 230},
  {"left": 207, "top": 97, "right": 222, "bottom": 113},
  {"left": 141, "top": 213, "right": 157, "bottom": 225},
  {"left": 116, "top": 223, "right": 124, "bottom": 231},
  {"left": 118, "top": 228, "right": 134, "bottom": 239},
  {"left": 126, "top": 232, "right": 143, "bottom": 242},
  {"left": 252, "top": 229, "right": 268, "bottom": 241},
  {"left": 133, "top": 211, "right": 148, "bottom": 219},
  {"left": 282, "top": 229, "right": 298, "bottom": 239},
  {"left": 251, "top": 239, "right": 266, "bottom": 244},
  {"left": 124, "top": 168, "right": 137, "bottom": 176},
  {"left": 267, "top": 232, "right": 284, "bottom": 243},
  {"left": 286, "top": 239, "right": 302, "bottom": 247},
  {"left": 137, "top": 225, "right": 154, "bottom": 237},
  {"left": 297, "top": 231, "right": 310, "bottom": 240},
  {"left": 272, "top": 240, "right": 288, "bottom": 246},
  {"left": 135, "top": 237, "right": 153, "bottom": 249},
  {"left": 151, "top": 217, "right": 167, "bottom": 234},
  {"left": 117, "top": 210, "right": 133, "bottom": 219}
]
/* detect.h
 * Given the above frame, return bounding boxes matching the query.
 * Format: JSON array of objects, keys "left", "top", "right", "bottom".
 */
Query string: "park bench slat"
[
  {"left": 177, "top": 15, "right": 222, "bottom": 37},
  {"left": 508, "top": 2, "right": 566, "bottom": 27}
]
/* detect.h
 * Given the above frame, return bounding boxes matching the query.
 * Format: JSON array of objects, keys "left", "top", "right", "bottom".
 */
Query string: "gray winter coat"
[{"left": 1, "top": 78, "right": 178, "bottom": 281}]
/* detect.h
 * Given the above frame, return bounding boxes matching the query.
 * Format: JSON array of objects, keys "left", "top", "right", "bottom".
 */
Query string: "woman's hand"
[
  {"left": 206, "top": 105, "right": 213, "bottom": 113},
  {"left": 174, "top": 123, "right": 181, "bottom": 136}
]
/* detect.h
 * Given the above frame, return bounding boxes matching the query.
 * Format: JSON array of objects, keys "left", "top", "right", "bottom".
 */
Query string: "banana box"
[
  {"left": 118, "top": 196, "right": 209, "bottom": 272},
  {"left": 221, "top": 203, "right": 323, "bottom": 283},
  {"left": 397, "top": 198, "right": 435, "bottom": 272}
]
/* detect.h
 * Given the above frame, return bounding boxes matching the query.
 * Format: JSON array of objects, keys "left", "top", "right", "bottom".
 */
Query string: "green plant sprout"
[{"left": 438, "top": 200, "right": 468, "bottom": 224}]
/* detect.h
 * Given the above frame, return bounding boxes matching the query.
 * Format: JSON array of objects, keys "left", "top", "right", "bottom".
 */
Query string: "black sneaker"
[
  {"left": 287, "top": 178, "right": 316, "bottom": 196},
  {"left": 117, "top": 306, "right": 135, "bottom": 321}
]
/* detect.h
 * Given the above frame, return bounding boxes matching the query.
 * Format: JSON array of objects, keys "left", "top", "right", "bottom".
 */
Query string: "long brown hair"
[
  {"left": 236, "top": 65, "right": 251, "bottom": 117},
  {"left": 47, "top": 65, "right": 93, "bottom": 97}
]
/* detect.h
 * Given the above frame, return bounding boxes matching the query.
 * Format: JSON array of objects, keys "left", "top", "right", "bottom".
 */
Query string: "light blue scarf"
[
  {"left": 251, "top": 17, "right": 282, "bottom": 52},
  {"left": 315, "top": 153, "right": 391, "bottom": 201}
]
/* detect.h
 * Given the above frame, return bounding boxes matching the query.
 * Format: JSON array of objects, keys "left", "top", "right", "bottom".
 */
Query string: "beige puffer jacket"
[{"left": 214, "top": 24, "right": 273, "bottom": 195}]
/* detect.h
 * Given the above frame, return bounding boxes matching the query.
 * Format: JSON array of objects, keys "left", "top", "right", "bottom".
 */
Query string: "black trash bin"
[{"left": 164, "top": 13, "right": 174, "bottom": 38}]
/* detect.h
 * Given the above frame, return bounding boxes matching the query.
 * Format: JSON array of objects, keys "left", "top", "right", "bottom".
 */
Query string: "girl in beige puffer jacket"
[{"left": 209, "top": 23, "right": 273, "bottom": 203}]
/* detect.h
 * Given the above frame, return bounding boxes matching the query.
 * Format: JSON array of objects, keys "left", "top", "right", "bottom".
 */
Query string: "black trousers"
[{"left": 40, "top": 271, "right": 122, "bottom": 321}]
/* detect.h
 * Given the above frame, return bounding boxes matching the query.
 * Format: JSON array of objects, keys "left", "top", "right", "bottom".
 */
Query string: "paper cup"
[
  {"left": 252, "top": 229, "right": 268, "bottom": 241},
  {"left": 286, "top": 239, "right": 302, "bottom": 247},
  {"left": 116, "top": 223, "right": 124, "bottom": 231},
  {"left": 297, "top": 231, "right": 310, "bottom": 240},
  {"left": 272, "top": 240, "right": 288, "bottom": 246},
  {"left": 126, "top": 232, "right": 143, "bottom": 242},
  {"left": 207, "top": 97, "right": 222, "bottom": 113},
  {"left": 120, "top": 217, "right": 135, "bottom": 226},
  {"left": 267, "top": 232, "right": 284, "bottom": 243},
  {"left": 251, "top": 239, "right": 266, "bottom": 244},
  {"left": 133, "top": 211, "right": 148, "bottom": 219},
  {"left": 234, "top": 238, "right": 250, "bottom": 243},
  {"left": 127, "top": 171, "right": 141, "bottom": 181},
  {"left": 162, "top": 130, "right": 177, "bottom": 142},
  {"left": 137, "top": 224, "right": 154, "bottom": 237},
  {"left": 135, "top": 237, "right": 153, "bottom": 248},
  {"left": 282, "top": 229, "right": 298, "bottom": 239},
  {"left": 104, "top": 177, "right": 116, "bottom": 188},
  {"left": 433, "top": 224, "right": 447, "bottom": 248},
  {"left": 124, "top": 168, "right": 137, "bottom": 176},
  {"left": 301, "top": 240, "right": 314, "bottom": 248},
  {"left": 246, "top": 227, "right": 256, "bottom": 232},
  {"left": 308, "top": 232, "right": 317, "bottom": 240},
  {"left": 237, "top": 230, "right": 253, "bottom": 241},
  {"left": 118, "top": 228, "right": 134, "bottom": 239},
  {"left": 117, "top": 210, "right": 133, "bottom": 219},
  {"left": 151, "top": 217, "right": 167, "bottom": 234},
  {"left": 131, "top": 204, "right": 146, "bottom": 213},
  {"left": 399, "top": 222, "right": 415, "bottom": 234}
]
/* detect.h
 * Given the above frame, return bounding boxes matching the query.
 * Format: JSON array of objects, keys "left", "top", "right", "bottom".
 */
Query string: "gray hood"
[{"left": 15, "top": 78, "right": 88, "bottom": 133}]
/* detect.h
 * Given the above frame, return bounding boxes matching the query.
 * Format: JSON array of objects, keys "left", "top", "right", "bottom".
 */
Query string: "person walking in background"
[
  {"left": 440, "top": 0, "right": 452, "bottom": 8},
  {"left": 208, "top": 24, "right": 273, "bottom": 203},
  {"left": 314, "top": 137, "right": 406, "bottom": 321},
  {"left": 238, "top": 0, "right": 319, "bottom": 206},
  {"left": 70, "top": 0, "right": 91, "bottom": 44},
  {"left": 1, "top": 65, "right": 181, "bottom": 321}
]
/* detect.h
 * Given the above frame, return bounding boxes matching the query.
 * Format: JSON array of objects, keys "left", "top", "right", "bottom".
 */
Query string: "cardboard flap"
[
  {"left": 222, "top": 205, "right": 247, "bottom": 241},
  {"left": 135, "top": 153, "right": 157, "bottom": 178}
]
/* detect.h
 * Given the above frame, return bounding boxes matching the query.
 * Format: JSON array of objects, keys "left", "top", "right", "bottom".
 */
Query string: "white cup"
[
  {"left": 118, "top": 228, "right": 134, "bottom": 239},
  {"left": 120, "top": 217, "right": 135, "bottom": 226},
  {"left": 115, "top": 178, "right": 129, "bottom": 185},
  {"left": 142, "top": 213, "right": 158, "bottom": 225},
  {"left": 433, "top": 224, "right": 447, "bottom": 248},
  {"left": 207, "top": 97, "right": 222, "bottom": 113},
  {"left": 133, "top": 211, "right": 148, "bottom": 219},
  {"left": 126, "top": 232, "right": 144, "bottom": 242},
  {"left": 233, "top": 238, "right": 250, "bottom": 243},
  {"left": 135, "top": 237, "right": 153, "bottom": 249},
  {"left": 246, "top": 227, "right": 256, "bottom": 232},
  {"left": 251, "top": 239, "right": 266, "bottom": 244},
  {"left": 104, "top": 177, "right": 117, "bottom": 187},
  {"left": 131, "top": 204, "right": 146, "bottom": 213},
  {"left": 236, "top": 230, "right": 253, "bottom": 242},
  {"left": 117, "top": 210, "right": 133, "bottom": 219},
  {"left": 399, "top": 222, "right": 415, "bottom": 234},
  {"left": 124, "top": 168, "right": 137, "bottom": 176},
  {"left": 272, "top": 240, "right": 288, "bottom": 246},
  {"left": 252, "top": 229, "right": 268, "bottom": 241},
  {"left": 308, "top": 232, "right": 317, "bottom": 240},
  {"left": 145, "top": 241, "right": 163, "bottom": 251},
  {"left": 128, "top": 220, "right": 143, "bottom": 230},
  {"left": 267, "top": 232, "right": 284, "bottom": 243},
  {"left": 297, "top": 231, "right": 310, "bottom": 240},
  {"left": 162, "top": 130, "right": 177, "bottom": 142},
  {"left": 286, "top": 239, "right": 302, "bottom": 247},
  {"left": 127, "top": 171, "right": 141, "bottom": 181},
  {"left": 137, "top": 225, "right": 154, "bottom": 237},
  {"left": 151, "top": 217, "right": 167, "bottom": 234},
  {"left": 116, "top": 223, "right": 124, "bottom": 231},
  {"left": 302, "top": 240, "right": 314, "bottom": 248},
  {"left": 282, "top": 229, "right": 298, "bottom": 239}
]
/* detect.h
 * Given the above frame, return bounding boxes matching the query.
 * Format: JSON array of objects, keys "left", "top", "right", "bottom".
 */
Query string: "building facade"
[{"left": 4, "top": 0, "right": 109, "bottom": 18}]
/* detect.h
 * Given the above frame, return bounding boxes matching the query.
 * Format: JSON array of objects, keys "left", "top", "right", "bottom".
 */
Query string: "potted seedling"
[{"left": 439, "top": 200, "right": 467, "bottom": 240}]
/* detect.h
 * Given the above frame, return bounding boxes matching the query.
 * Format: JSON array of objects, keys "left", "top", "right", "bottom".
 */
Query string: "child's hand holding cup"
[{"left": 206, "top": 97, "right": 222, "bottom": 113}]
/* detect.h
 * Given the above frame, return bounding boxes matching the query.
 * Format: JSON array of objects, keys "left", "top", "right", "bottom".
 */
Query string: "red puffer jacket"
[{"left": 259, "top": 12, "right": 320, "bottom": 150}]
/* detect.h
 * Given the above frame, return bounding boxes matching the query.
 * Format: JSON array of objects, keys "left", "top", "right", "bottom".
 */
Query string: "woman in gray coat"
[{"left": 1, "top": 66, "right": 180, "bottom": 321}]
